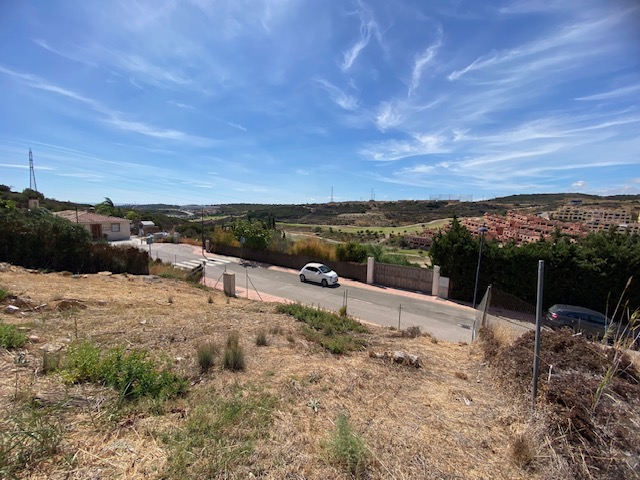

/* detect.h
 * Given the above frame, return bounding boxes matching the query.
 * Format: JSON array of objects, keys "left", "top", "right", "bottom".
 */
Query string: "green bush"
[
  {"left": 277, "top": 303, "right": 367, "bottom": 354},
  {"left": 0, "top": 323, "right": 27, "bottom": 349},
  {"left": 335, "top": 242, "right": 367, "bottom": 263},
  {"left": 0, "top": 209, "right": 150, "bottom": 274},
  {"left": 63, "top": 342, "right": 187, "bottom": 401}
]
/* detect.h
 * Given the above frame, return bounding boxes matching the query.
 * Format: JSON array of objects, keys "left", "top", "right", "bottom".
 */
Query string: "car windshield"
[{"left": 318, "top": 265, "right": 331, "bottom": 273}]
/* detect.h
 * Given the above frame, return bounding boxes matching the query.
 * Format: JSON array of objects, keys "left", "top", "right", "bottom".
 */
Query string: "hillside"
[
  {"left": 214, "top": 194, "right": 640, "bottom": 227},
  {"left": 1, "top": 265, "right": 638, "bottom": 479}
]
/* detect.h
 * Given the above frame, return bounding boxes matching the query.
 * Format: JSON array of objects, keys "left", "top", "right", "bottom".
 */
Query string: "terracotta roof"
[{"left": 55, "top": 210, "right": 131, "bottom": 224}]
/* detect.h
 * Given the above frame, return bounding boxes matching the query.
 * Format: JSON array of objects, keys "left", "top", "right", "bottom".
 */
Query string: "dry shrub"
[
  {"left": 290, "top": 237, "right": 335, "bottom": 261},
  {"left": 403, "top": 325, "right": 421, "bottom": 338},
  {"left": 509, "top": 433, "right": 535, "bottom": 469},
  {"left": 481, "top": 327, "right": 640, "bottom": 479}
]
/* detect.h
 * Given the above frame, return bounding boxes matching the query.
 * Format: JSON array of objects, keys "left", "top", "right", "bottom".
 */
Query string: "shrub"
[
  {"left": 404, "top": 325, "right": 421, "bottom": 338},
  {"left": 277, "top": 303, "right": 367, "bottom": 354},
  {"left": 223, "top": 333, "right": 245, "bottom": 371},
  {"left": 323, "top": 413, "right": 368, "bottom": 477},
  {"left": 335, "top": 242, "right": 367, "bottom": 263},
  {"left": 0, "top": 287, "right": 8, "bottom": 302},
  {"left": 196, "top": 342, "right": 218, "bottom": 374},
  {"left": 255, "top": 330, "right": 268, "bottom": 346},
  {"left": 291, "top": 237, "right": 335, "bottom": 261},
  {"left": 63, "top": 341, "right": 187, "bottom": 401},
  {"left": 0, "top": 323, "right": 27, "bottom": 349}
]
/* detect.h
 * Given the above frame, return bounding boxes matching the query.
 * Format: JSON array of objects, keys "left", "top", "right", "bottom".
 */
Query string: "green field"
[{"left": 277, "top": 218, "right": 450, "bottom": 235}]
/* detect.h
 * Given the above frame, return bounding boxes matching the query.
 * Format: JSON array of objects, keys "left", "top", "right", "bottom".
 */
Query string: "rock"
[
  {"left": 369, "top": 350, "right": 421, "bottom": 368},
  {"left": 139, "top": 319, "right": 147, "bottom": 325},
  {"left": 57, "top": 300, "right": 87, "bottom": 311},
  {"left": 4, "top": 305, "right": 20, "bottom": 314},
  {"left": 40, "top": 343, "right": 63, "bottom": 353},
  {"left": 97, "top": 271, "right": 113, "bottom": 276},
  {"left": 28, "top": 335, "right": 40, "bottom": 343}
]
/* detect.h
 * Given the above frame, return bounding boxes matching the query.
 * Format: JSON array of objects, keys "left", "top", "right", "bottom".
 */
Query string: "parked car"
[
  {"left": 545, "top": 304, "right": 613, "bottom": 339},
  {"left": 299, "top": 262, "right": 339, "bottom": 287}
]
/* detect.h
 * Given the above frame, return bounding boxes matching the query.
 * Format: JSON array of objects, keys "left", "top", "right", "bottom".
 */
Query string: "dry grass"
[{"left": 0, "top": 265, "right": 574, "bottom": 479}]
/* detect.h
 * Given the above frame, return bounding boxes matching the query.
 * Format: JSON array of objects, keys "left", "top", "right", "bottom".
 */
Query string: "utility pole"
[
  {"left": 29, "top": 149, "right": 38, "bottom": 192},
  {"left": 201, "top": 208, "right": 205, "bottom": 254}
]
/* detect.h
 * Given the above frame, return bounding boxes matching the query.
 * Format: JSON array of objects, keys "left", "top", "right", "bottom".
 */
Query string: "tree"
[
  {"left": 95, "top": 197, "right": 123, "bottom": 217},
  {"left": 233, "top": 219, "right": 271, "bottom": 250}
]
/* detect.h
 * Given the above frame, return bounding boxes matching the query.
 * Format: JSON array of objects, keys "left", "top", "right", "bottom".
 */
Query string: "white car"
[{"left": 299, "top": 262, "right": 339, "bottom": 287}]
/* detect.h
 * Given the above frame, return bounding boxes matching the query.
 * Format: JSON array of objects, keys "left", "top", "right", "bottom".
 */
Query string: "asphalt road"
[{"left": 115, "top": 239, "right": 477, "bottom": 342}]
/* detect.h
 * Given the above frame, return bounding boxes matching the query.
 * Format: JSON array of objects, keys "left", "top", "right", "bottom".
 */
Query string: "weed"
[
  {"left": 430, "top": 336, "right": 439, "bottom": 344},
  {"left": 255, "top": 330, "right": 268, "bottom": 347},
  {"left": 0, "top": 403, "right": 63, "bottom": 478},
  {"left": 62, "top": 341, "right": 187, "bottom": 401},
  {"left": 196, "top": 342, "right": 218, "bottom": 374},
  {"left": 277, "top": 303, "right": 368, "bottom": 354},
  {"left": 269, "top": 326, "right": 283, "bottom": 335},
  {"left": 207, "top": 294, "right": 213, "bottom": 304},
  {"left": 338, "top": 305, "right": 347, "bottom": 317},
  {"left": 0, "top": 323, "right": 27, "bottom": 349},
  {"left": 168, "top": 295, "right": 174, "bottom": 304},
  {"left": 0, "top": 286, "right": 9, "bottom": 302},
  {"left": 162, "top": 385, "right": 275, "bottom": 479},
  {"left": 286, "top": 334, "right": 295, "bottom": 343},
  {"left": 223, "top": 333, "right": 245, "bottom": 371},
  {"left": 323, "top": 413, "right": 368, "bottom": 477}
]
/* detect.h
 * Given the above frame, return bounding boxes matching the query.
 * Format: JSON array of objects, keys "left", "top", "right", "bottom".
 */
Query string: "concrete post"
[
  {"left": 223, "top": 272, "right": 236, "bottom": 297},
  {"left": 432, "top": 265, "right": 440, "bottom": 296},
  {"left": 366, "top": 256, "right": 375, "bottom": 284}
]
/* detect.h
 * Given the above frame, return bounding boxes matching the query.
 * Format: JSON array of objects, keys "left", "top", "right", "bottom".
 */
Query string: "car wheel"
[
  {"left": 299, "top": 274, "right": 306, "bottom": 282},
  {"left": 321, "top": 279, "right": 328, "bottom": 287}
]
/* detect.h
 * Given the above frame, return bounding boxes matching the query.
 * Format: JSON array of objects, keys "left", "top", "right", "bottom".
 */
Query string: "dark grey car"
[{"left": 545, "top": 304, "right": 611, "bottom": 339}]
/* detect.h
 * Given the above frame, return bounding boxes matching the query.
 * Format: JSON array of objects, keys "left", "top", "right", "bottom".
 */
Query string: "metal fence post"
[{"left": 532, "top": 260, "right": 544, "bottom": 410}]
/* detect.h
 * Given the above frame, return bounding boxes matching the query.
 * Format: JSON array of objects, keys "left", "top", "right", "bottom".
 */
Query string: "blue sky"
[{"left": 1, "top": 0, "right": 639, "bottom": 205}]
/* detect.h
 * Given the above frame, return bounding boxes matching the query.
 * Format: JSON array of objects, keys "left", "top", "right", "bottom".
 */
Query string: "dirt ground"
[{"left": 0, "top": 264, "right": 637, "bottom": 479}]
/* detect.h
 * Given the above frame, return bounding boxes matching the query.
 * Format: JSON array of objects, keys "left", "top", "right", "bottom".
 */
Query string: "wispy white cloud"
[
  {"left": 360, "top": 132, "right": 448, "bottom": 161},
  {"left": 374, "top": 102, "right": 402, "bottom": 131},
  {"left": 168, "top": 100, "right": 194, "bottom": 109},
  {"left": 409, "top": 35, "right": 441, "bottom": 96},
  {"left": 226, "top": 121, "right": 247, "bottom": 132},
  {"left": 340, "top": 1, "right": 380, "bottom": 71},
  {"left": 575, "top": 84, "right": 640, "bottom": 101},
  {"left": 0, "top": 65, "right": 215, "bottom": 147},
  {"left": 0, "top": 163, "right": 28, "bottom": 169},
  {"left": 56, "top": 173, "right": 103, "bottom": 180},
  {"left": 572, "top": 180, "right": 586, "bottom": 188},
  {"left": 315, "top": 78, "right": 359, "bottom": 110}
]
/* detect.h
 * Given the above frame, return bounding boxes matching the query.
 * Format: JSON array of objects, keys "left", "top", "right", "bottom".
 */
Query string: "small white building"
[{"left": 55, "top": 211, "right": 132, "bottom": 241}]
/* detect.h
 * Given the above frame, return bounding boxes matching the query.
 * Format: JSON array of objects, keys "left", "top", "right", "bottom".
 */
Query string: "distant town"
[{"left": 405, "top": 201, "right": 640, "bottom": 249}]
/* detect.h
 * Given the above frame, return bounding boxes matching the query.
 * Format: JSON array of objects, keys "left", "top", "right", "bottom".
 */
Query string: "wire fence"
[{"left": 472, "top": 285, "right": 535, "bottom": 341}]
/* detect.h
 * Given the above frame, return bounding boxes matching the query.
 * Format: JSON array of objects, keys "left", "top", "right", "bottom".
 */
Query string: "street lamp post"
[
  {"left": 472, "top": 225, "right": 488, "bottom": 309},
  {"left": 201, "top": 208, "right": 205, "bottom": 254}
]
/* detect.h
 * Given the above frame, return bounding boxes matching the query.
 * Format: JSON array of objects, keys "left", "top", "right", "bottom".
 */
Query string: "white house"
[{"left": 54, "top": 210, "right": 132, "bottom": 241}]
